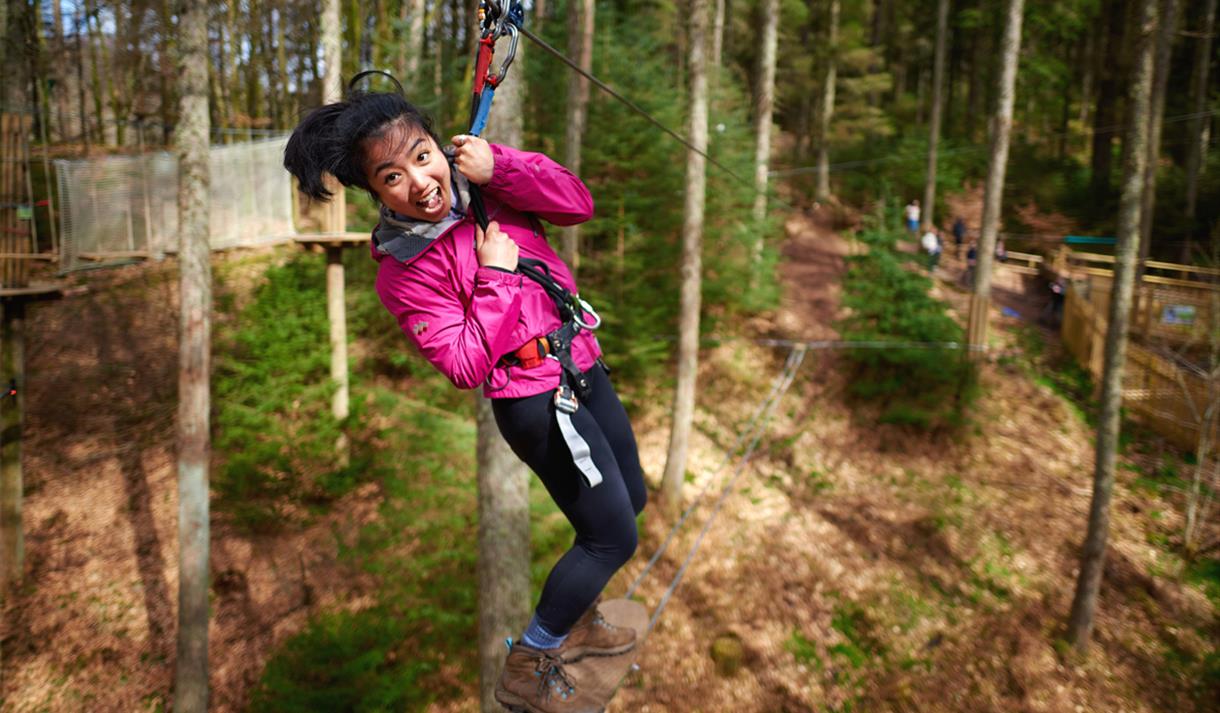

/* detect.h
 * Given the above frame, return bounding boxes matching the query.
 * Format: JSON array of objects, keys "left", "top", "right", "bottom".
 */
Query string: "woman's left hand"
[{"left": 451, "top": 135, "right": 494, "bottom": 185}]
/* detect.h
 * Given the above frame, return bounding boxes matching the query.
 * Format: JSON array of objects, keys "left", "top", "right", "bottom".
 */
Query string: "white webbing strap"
[{"left": 554, "top": 391, "right": 604, "bottom": 488}]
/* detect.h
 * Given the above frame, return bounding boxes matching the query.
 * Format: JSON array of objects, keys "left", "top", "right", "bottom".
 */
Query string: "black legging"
[{"left": 492, "top": 364, "right": 647, "bottom": 636}]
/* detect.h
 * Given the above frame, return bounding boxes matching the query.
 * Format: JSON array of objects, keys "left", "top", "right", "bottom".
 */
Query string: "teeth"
[{"left": 417, "top": 187, "right": 440, "bottom": 207}]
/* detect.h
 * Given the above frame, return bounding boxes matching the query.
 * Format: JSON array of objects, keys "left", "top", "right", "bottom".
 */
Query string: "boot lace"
[{"left": 534, "top": 653, "right": 577, "bottom": 702}]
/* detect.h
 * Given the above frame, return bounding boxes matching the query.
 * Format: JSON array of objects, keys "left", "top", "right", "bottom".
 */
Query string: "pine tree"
[
  {"left": 173, "top": 0, "right": 211, "bottom": 709},
  {"left": 475, "top": 34, "right": 530, "bottom": 712},
  {"left": 967, "top": 0, "right": 1025, "bottom": 353},
  {"left": 662, "top": 0, "right": 711, "bottom": 516},
  {"left": 1068, "top": 0, "right": 1158, "bottom": 655}
]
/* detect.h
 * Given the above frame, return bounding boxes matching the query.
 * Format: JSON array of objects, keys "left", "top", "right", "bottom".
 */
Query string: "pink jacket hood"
[{"left": 372, "top": 143, "right": 600, "bottom": 398}]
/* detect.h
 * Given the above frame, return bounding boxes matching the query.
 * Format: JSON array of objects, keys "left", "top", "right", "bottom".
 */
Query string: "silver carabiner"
[
  {"left": 573, "top": 297, "right": 602, "bottom": 331},
  {"left": 488, "top": 23, "right": 519, "bottom": 86}
]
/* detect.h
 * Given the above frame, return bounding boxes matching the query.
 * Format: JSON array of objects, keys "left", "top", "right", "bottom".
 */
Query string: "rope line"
[
  {"left": 624, "top": 345, "right": 806, "bottom": 599},
  {"left": 515, "top": 25, "right": 799, "bottom": 215},
  {"left": 645, "top": 345, "right": 808, "bottom": 634}
]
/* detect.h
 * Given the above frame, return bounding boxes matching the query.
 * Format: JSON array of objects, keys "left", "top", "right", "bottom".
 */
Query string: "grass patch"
[
  {"left": 829, "top": 601, "right": 886, "bottom": 669},
  {"left": 786, "top": 629, "right": 823, "bottom": 670}
]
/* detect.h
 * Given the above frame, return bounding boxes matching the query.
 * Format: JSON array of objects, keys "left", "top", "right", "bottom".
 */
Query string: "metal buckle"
[{"left": 554, "top": 385, "right": 579, "bottom": 414}]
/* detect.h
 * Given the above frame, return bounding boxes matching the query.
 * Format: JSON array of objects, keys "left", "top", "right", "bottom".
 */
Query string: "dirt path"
[{"left": 616, "top": 209, "right": 1214, "bottom": 712}]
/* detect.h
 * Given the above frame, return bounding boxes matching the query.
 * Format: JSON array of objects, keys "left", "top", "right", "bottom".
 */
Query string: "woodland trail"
[{"left": 614, "top": 210, "right": 1214, "bottom": 712}]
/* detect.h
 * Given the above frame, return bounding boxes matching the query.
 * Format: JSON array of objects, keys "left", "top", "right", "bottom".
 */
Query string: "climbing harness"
[{"left": 461, "top": 0, "right": 606, "bottom": 488}]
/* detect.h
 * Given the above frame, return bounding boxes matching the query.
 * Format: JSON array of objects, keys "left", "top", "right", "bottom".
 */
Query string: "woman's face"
[{"left": 363, "top": 123, "right": 452, "bottom": 222}]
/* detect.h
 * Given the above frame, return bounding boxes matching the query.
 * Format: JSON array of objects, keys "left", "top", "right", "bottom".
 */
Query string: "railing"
[{"left": 1064, "top": 284, "right": 1218, "bottom": 453}]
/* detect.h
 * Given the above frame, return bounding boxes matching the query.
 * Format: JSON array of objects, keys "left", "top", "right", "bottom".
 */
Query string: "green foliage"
[
  {"left": 829, "top": 600, "right": 885, "bottom": 669},
  {"left": 248, "top": 607, "right": 452, "bottom": 712},
  {"left": 212, "top": 253, "right": 372, "bottom": 532},
  {"left": 836, "top": 227, "right": 977, "bottom": 430},
  {"left": 786, "top": 628, "right": 823, "bottom": 669},
  {"left": 521, "top": 1, "right": 782, "bottom": 388}
]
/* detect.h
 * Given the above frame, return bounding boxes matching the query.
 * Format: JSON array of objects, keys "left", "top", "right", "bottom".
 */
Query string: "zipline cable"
[
  {"left": 624, "top": 344, "right": 806, "bottom": 599},
  {"left": 514, "top": 24, "right": 799, "bottom": 215},
  {"left": 645, "top": 345, "right": 808, "bottom": 634}
]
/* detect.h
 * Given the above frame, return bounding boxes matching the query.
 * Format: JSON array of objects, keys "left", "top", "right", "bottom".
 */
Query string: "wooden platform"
[
  {"left": 570, "top": 599, "right": 648, "bottom": 710},
  {"left": 0, "top": 283, "right": 67, "bottom": 299},
  {"left": 293, "top": 232, "right": 371, "bottom": 246}
]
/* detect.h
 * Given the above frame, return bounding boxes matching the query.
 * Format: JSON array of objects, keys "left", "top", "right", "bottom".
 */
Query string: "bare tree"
[
  {"left": 476, "top": 39, "right": 530, "bottom": 713},
  {"left": 752, "top": 0, "right": 779, "bottom": 227},
  {"left": 815, "top": 0, "right": 839, "bottom": 202},
  {"left": 320, "top": 0, "right": 349, "bottom": 461},
  {"left": 967, "top": 0, "right": 1025, "bottom": 352},
  {"left": 662, "top": 0, "right": 710, "bottom": 516},
  {"left": 1138, "top": 0, "right": 1181, "bottom": 265},
  {"left": 1183, "top": 0, "right": 1217, "bottom": 243},
  {"left": 403, "top": 0, "right": 426, "bottom": 80},
  {"left": 1068, "top": 0, "right": 1158, "bottom": 655},
  {"left": 0, "top": 301, "right": 24, "bottom": 594},
  {"left": 173, "top": 0, "right": 211, "bottom": 709},
  {"left": 560, "top": 0, "right": 594, "bottom": 275},
  {"left": 921, "top": 0, "right": 950, "bottom": 231}
]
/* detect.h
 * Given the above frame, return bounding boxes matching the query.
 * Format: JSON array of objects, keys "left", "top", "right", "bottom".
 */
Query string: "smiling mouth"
[{"left": 417, "top": 187, "right": 442, "bottom": 211}]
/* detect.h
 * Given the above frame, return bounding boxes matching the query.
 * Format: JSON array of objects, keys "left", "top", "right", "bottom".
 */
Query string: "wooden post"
[
  {"left": 326, "top": 244, "right": 350, "bottom": 462},
  {"left": 0, "top": 299, "right": 24, "bottom": 593}
]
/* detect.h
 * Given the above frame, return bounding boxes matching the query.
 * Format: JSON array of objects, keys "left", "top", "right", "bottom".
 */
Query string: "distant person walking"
[
  {"left": 963, "top": 242, "right": 978, "bottom": 287},
  {"left": 995, "top": 236, "right": 1008, "bottom": 263},
  {"left": 905, "top": 199, "right": 921, "bottom": 236},
  {"left": 952, "top": 216, "right": 967, "bottom": 259},
  {"left": 922, "top": 227, "right": 943, "bottom": 272}
]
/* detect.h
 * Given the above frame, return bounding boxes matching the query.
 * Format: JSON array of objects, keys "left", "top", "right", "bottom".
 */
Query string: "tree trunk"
[
  {"left": 276, "top": 2, "right": 291, "bottom": 125},
  {"left": 561, "top": 0, "right": 594, "bottom": 275},
  {"left": 50, "top": 0, "right": 69, "bottom": 141},
  {"left": 662, "top": 0, "right": 710, "bottom": 518},
  {"left": 405, "top": 0, "right": 425, "bottom": 80},
  {"left": 476, "top": 39, "right": 530, "bottom": 713},
  {"left": 1184, "top": 0, "right": 1217, "bottom": 236},
  {"left": 1068, "top": 0, "right": 1157, "bottom": 655},
  {"left": 83, "top": 0, "right": 106, "bottom": 144},
  {"left": 921, "top": 0, "right": 950, "bottom": 231},
  {"left": 752, "top": 0, "right": 778, "bottom": 226},
  {"left": 967, "top": 0, "right": 1024, "bottom": 353},
  {"left": 157, "top": 0, "right": 176, "bottom": 140},
  {"left": 173, "top": 1, "right": 211, "bottom": 709},
  {"left": 1089, "top": 0, "right": 1127, "bottom": 198},
  {"left": 1, "top": 301, "right": 25, "bottom": 595},
  {"left": 815, "top": 0, "right": 839, "bottom": 201},
  {"left": 74, "top": 5, "right": 89, "bottom": 154},
  {"left": 712, "top": 0, "right": 725, "bottom": 68},
  {"left": 1139, "top": 0, "right": 1180, "bottom": 264}
]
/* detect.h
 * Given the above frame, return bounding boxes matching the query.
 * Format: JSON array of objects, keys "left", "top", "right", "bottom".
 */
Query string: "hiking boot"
[
  {"left": 555, "top": 598, "right": 636, "bottom": 662},
  {"left": 494, "top": 641, "right": 601, "bottom": 713}
]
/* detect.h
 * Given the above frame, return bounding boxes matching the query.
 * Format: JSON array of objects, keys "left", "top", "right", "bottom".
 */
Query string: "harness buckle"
[{"left": 554, "top": 385, "right": 579, "bottom": 414}]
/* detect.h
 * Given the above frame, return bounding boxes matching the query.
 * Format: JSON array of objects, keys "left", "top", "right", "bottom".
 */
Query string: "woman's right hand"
[{"left": 475, "top": 221, "right": 518, "bottom": 272}]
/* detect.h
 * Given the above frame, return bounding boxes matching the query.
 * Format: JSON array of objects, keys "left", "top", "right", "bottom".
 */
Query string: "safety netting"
[{"left": 56, "top": 135, "right": 294, "bottom": 271}]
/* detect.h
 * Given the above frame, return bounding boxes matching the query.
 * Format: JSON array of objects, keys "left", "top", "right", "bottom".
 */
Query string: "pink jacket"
[{"left": 373, "top": 144, "right": 602, "bottom": 399}]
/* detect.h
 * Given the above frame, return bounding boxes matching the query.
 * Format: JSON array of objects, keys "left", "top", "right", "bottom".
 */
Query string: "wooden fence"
[
  {"left": 1, "top": 114, "right": 39, "bottom": 289},
  {"left": 1062, "top": 269, "right": 1219, "bottom": 454}
]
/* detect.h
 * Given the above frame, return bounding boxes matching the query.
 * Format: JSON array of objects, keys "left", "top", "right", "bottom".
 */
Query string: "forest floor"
[{"left": 2, "top": 206, "right": 1217, "bottom": 712}]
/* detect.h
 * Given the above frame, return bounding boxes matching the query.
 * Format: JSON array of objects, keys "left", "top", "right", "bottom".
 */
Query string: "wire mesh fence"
[{"left": 56, "top": 135, "right": 295, "bottom": 272}]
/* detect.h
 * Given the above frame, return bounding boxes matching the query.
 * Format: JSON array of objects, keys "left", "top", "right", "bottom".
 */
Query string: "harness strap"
[{"left": 554, "top": 399, "right": 604, "bottom": 488}]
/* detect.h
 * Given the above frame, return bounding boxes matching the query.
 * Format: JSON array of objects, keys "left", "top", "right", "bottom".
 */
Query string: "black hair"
[{"left": 283, "top": 74, "right": 440, "bottom": 202}]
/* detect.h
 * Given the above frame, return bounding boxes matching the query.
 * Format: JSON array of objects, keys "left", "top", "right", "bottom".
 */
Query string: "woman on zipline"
[{"left": 284, "top": 81, "right": 646, "bottom": 711}]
